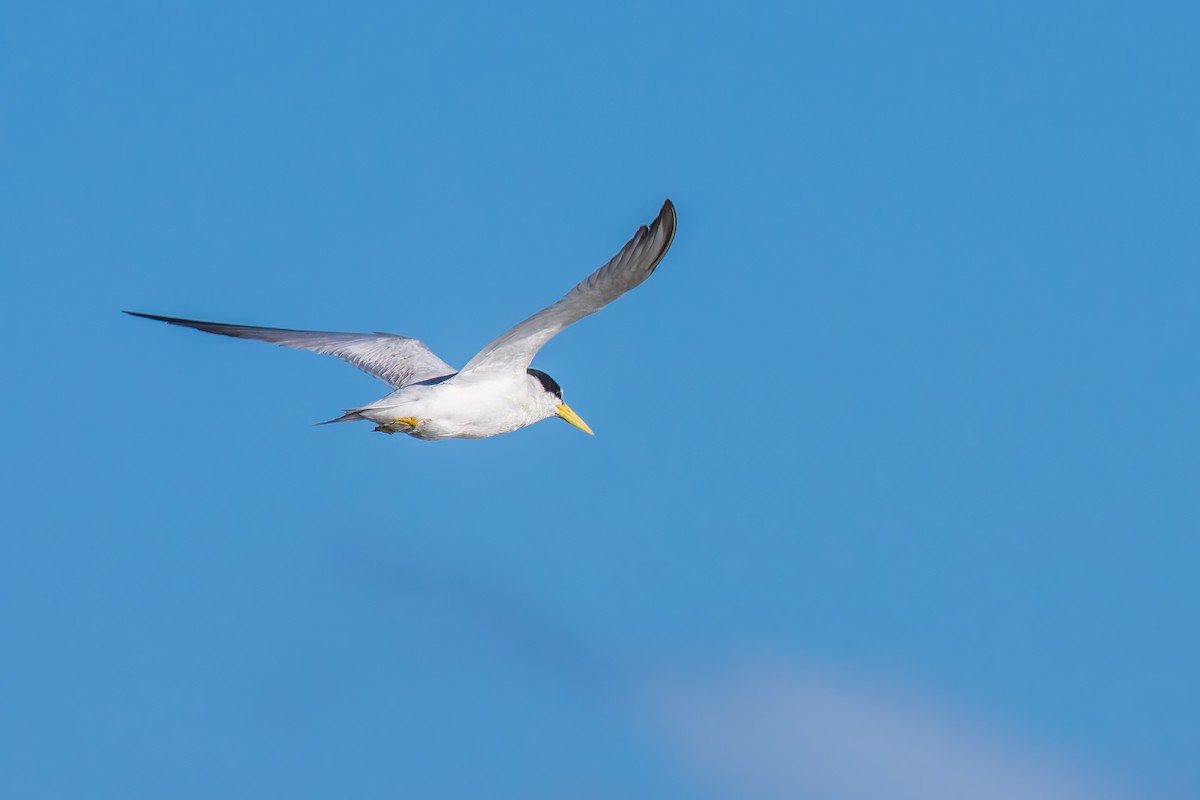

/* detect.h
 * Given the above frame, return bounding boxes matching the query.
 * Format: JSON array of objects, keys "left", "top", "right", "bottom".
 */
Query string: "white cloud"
[{"left": 647, "top": 657, "right": 1141, "bottom": 800}]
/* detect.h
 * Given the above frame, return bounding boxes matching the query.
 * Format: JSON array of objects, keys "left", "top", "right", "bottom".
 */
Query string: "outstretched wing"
[
  {"left": 459, "top": 199, "right": 677, "bottom": 376},
  {"left": 125, "top": 312, "right": 456, "bottom": 389}
]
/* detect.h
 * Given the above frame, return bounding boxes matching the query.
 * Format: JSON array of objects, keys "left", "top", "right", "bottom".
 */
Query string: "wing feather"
[
  {"left": 125, "top": 312, "right": 456, "bottom": 389},
  {"left": 459, "top": 199, "right": 677, "bottom": 375}
]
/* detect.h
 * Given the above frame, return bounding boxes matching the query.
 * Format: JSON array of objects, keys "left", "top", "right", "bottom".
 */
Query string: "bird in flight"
[{"left": 127, "top": 199, "right": 676, "bottom": 441}]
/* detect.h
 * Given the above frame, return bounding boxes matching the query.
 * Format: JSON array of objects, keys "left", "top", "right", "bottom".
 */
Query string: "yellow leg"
[{"left": 392, "top": 417, "right": 421, "bottom": 428}]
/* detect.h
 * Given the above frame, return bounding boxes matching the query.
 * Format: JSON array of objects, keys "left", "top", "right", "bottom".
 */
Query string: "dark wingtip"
[
  {"left": 657, "top": 199, "right": 676, "bottom": 238},
  {"left": 125, "top": 310, "right": 171, "bottom": 322},
  {"left": 645, "top": 199, "right": 677, "bottom": 273},
  {"left": 660, "top": 199, "right": 675, "bottom": 222}
]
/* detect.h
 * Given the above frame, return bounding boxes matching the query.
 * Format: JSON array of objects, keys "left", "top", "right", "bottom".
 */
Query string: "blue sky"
[{"left": 2, "top": 1, "right": 1197, "bottom": 797}]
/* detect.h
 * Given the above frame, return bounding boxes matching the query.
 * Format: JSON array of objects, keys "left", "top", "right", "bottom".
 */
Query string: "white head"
[{"left": 527, "top": 368, "right": 593, "bottom": 435}]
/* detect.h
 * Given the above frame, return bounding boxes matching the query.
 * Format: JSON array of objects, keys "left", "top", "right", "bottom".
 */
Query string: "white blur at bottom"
[{"left": 647, "top": 658, "right": 1142, "bottom": 800}]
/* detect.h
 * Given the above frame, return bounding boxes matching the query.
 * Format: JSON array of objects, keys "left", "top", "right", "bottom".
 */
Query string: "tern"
[{"left": 127, "top": 199, "right": 676, "bottom": 440}]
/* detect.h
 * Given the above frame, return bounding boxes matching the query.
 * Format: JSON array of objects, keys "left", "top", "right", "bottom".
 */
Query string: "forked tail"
[{"left": 315, "top": 409, "right": 365, "bottom": 426}]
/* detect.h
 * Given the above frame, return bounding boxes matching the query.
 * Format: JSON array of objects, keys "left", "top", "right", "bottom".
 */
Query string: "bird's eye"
[{"left": 526, "top": 368, "right": 562, "bottom": 398}]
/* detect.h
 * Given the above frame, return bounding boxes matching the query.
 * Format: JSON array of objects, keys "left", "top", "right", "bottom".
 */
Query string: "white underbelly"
[{"left": 355, "top": 382, "right": 544, "bottom": 440}]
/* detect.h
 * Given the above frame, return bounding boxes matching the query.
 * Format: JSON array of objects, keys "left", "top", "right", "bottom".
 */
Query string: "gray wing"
[
  {"left": 125, "top": 312, "right": 456, "bottom": 389},
  {"left": 459, "top": 199, "right": 677, "bottom": 376}
]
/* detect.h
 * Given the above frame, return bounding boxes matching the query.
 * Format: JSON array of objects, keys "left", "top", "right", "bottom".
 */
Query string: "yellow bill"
[{"left": 555, "top": 403, "right": 594, "bottom": 435}]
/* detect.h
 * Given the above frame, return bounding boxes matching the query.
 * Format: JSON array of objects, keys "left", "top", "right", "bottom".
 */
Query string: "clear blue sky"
[{"left": 2, "top": 2, "right": 1197, "bottom": 798}]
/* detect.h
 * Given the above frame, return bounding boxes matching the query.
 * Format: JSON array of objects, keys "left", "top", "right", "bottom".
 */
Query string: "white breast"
[{"left": 355, "top": 373, "right": 553, "bottom": 440}]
